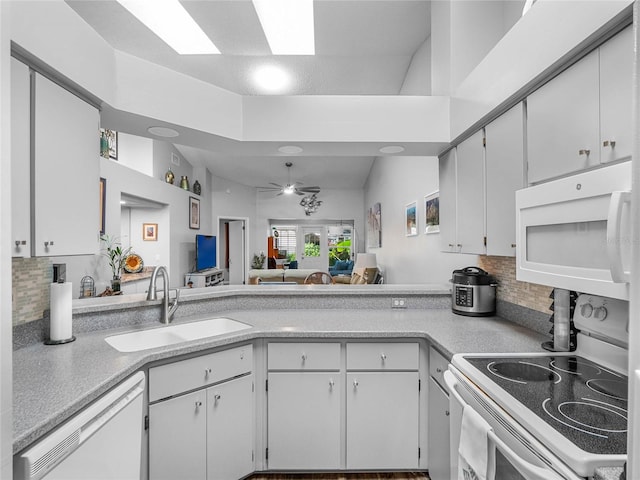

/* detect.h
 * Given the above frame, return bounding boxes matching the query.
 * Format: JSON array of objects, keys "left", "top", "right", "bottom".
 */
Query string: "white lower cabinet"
[
  {"left": 148, "top": 345, "right": 254, "bottom": 480},
  {"left": 149, "top": 390, "right": 207, "bottom": 480},
  {"left": 267, "top": 372, "right": 342, "bottom": 470},
  {"left": 427, "top": 346, "right": 450, "bottom": 480},
  {"left": 346, "top": 372, "right": 419, "bottom": 469}
]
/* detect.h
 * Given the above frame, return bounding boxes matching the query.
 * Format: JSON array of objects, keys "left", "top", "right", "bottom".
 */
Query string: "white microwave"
[{"left": 516, "top": 161, "right": 631, "bottom": 300}]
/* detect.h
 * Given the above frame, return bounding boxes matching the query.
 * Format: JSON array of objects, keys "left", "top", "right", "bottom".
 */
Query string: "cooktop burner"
[{"left": 466, "top": 355, "right": 628, "bottom": 455}]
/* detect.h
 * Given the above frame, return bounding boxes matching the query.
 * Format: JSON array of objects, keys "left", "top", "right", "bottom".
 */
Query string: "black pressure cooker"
[{"left": 451, "top": 266, "right": 497, "bottom": 316}]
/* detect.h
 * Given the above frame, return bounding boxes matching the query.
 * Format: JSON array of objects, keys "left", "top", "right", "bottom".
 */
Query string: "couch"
[
  {"left": 249, "top": 269, "right": 331, "bottom": 285},
  {"left": 328, "top": 259, "right": 354, "bottom": 277}
]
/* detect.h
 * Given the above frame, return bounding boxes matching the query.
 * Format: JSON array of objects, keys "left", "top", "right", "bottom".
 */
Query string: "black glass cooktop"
[{"left": 465, "top": 355, "right": 627, "bottom": 455}]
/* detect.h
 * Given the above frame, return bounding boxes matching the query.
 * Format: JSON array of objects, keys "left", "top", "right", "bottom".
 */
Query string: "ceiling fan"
[{"left": 259, "top": 162, "right": 320, "bottom": 196}]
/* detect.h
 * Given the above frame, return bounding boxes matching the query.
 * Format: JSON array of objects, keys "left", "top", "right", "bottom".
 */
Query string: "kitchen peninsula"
[{"left": 13, "top": 285, "right": 548, "bottom": 475}]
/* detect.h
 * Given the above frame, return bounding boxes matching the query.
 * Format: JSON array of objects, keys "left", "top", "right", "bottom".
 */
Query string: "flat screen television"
[{"left": 195, "top": 234, "right": 217, "bottom": 272}]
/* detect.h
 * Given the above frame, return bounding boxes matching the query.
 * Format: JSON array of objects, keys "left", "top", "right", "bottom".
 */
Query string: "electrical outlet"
[{"left": 392, "top": 298, "right": 407, "bottom": 308}]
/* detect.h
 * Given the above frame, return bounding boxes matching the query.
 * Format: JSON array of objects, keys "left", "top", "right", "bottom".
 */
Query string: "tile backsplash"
[
  {"left": 12, "top": 257, "right": 52, "bottom": 326},
  {"left": 478, "top": 255, "right": 552, "bottom": 314}
]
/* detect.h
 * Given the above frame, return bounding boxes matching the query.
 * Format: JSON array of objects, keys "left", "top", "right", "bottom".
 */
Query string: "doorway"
[
  {"left": 218, "top": 217, "right": 248, "bottom": 285},
  {"left": 298, "top": 226, "right": 328, "bottom": 270}
]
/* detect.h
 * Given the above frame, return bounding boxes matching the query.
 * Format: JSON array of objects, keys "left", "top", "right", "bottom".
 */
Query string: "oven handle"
[
  {"left": 445, "top": 370, "right": 565, "bottom": 480},
  {"left": 607, "top": 190, "right": 631, "bottom": 283}
]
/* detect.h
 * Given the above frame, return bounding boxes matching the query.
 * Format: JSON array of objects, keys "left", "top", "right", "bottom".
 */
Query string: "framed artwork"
[
  {"left": 100, "top": 128, "right": 118, "bottom": 160},
  {"left": 424, "top": 190, "right": 440, "bottom": 234},
  {"left": 367, "top": 202, "right": 382, "bottom": 248},
  {"left": 99, "top": 177, "right": 106, "bottom": 235},
  {"left": 143, "top": 223, "right": 158, "bottom": 241},
  {"left": 405, "top": 201, "right": 417, "bottom": 236},
  {"left": 189, "top": 196, "right": 200, "bottom": 229}
]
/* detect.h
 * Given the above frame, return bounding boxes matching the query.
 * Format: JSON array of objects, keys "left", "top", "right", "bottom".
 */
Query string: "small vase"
[
  {"left": 165, "top": 168, "right": 175, "bottom": 184},
  {"left": 193, "top": 180, "right": 201, "bottom": 195},
  {"left": 111, "top": 277, "right": 121, "bottom": 293},
  {"left": 180, "top": 176, "right": 189, "bottom": 190}
]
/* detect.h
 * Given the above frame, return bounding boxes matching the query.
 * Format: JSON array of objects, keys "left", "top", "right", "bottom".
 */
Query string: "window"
[
  {"left": 272, "top": 225, "right": 297, "bottom": 261},
  {"left": 327, "top": 225, "right": 352, "bottom": 266}
]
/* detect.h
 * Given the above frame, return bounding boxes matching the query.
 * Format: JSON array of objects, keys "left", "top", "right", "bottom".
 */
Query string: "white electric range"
[{"left": 446, "top": 293, "right": 628, "bottom": 479}]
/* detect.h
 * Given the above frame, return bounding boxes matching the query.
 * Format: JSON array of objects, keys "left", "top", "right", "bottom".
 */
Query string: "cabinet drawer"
[
  {"left": 149, "top": 345, "right": 253, "bottom": 402},
  {"left": 429, "top": 346, "right": 449, "bottom": 390},
  {"left": 268, "top": 343, "right": 340, "bottom": 370},
  {"left": 347, "top": 343, "right": 418, "bottom": 370}
]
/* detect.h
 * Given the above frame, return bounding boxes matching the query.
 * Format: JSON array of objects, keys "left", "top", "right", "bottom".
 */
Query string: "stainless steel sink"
[{"left": 105, "top": 317, "right": 251, "bottom": 352}]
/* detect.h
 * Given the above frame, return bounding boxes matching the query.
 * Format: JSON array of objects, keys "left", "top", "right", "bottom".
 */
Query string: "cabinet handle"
[
  {"left": 195, "top": 401, "right": 202, "bottom": 408},
  {"left": 578, "top": 149, "right": 590, "bottom": 156},
  {"left": 214, "top": 394, "right": 221, "bottom": 402},
  {"left": 448, "top": 244, "right": 454, "bottom": 247},
  {"left": 511, "top": 243, "right": 517, "bottom": 248},
  {"left": 380, "top": 353, "right": 387, "bottom": 361},
  {"left": 204, "top": 368, "right": 212, "bottom": 377},
  {"left": 329, "top": 379, "right": 335, "bottom": 390},
  {"left": 603, "top": 140, "right": 616, "bottom": 148},
  {"left": 301, "top": 353, "right": 307, "bottom": 362},
  {"left": 445, "top": 410, "right": 450, "bottom": 416},
  {"left": 436, "top": 367, "right": 443, "bottom": 373},
  {"left": 44, "top": 241, "right": 54, "bottom": 247},
  {"left": 353, "top": 379, "right": 359, "bottom": 388}
]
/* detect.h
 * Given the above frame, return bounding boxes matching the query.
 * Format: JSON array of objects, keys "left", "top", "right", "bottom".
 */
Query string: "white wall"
[
  {"left": 400, "top": 37, "right": 432, "bottom": 95},
  {"left": 256, "top": 188, "right": 365, "bottom": 257},
  {"left": 364, "top": 156, "right": 473, "bottom": 284},
  {"left": 117, "top": 133, "right": 153, "bottom": 177}
]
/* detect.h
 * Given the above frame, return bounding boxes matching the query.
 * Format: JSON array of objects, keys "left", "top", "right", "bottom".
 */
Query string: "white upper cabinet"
[
  {"left": 455, "top": 130, "right": 486, "bottom": 255},
  {"left": 527, "top": 49, "right": 600, "bottom": 184},
  {"left": 599, "top": 26, "right": 633, "bottom": 164},
  {"left": 33, "top": 73, "right": 100, "bottom": 256},
  {"left": 527, "top": 25, "right": 632, "bottom": 184},
  {"left": 439, "top": 130, "right": 486, "bottom": 255},
  {"left": 485, "top": 103, "right": 525, "bottom": 256},
  {"left": 439, "top": 149, "right": 458, "bottom": 253},
  {"left": 11, "top": 58, "right": 31, "bottom": 258}
]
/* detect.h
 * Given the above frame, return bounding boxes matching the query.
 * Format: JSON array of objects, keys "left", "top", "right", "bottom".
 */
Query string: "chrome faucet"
[{"left": 147, "top": 266, "right": 180, "bottom": 324}]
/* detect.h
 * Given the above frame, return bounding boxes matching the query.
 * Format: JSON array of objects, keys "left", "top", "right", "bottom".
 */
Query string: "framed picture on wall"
[
  {"left": 143, "top": 223, "right": 158, "bottom": 241},
  {"left": 424, "top": 190, "right": 440, "bottom": 234},
  {"left": 190, "top": 196, "right": 200, "bottom": 229},
  {"left": 405, "top": 201, "right": 417, "bottom": 236}
]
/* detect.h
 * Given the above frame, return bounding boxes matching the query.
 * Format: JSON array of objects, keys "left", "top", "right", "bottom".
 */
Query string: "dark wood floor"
[{"left": 247, "top": 473, "right": 430, "bottom": 480}]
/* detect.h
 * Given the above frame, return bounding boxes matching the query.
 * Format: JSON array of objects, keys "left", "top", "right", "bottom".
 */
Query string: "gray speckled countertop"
[
  {"left": 13, "top": 299, "right": 547, "bottom": 454},
  {"left": 594, "top": 466, "right": 624, "bottom": 480}
]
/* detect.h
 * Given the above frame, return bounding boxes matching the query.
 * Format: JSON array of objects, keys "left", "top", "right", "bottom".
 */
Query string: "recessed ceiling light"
[
  {"left": 278, "top": 145, "right": 303, "bottom": 154},
  {"left": 254, "top": 65, "right": 291, "bottom": 93},
  {"left": 379, "top": 146, "right": 405, "bottom": 154},
  {"left": 148, "top": 126, "right": 180, "bottom": 138},
  {"left": 252, "top": 0, "right": 315, "bottom": 55},
  {"left": 117, "top": 0, "right": 220, "bottom": 55}
]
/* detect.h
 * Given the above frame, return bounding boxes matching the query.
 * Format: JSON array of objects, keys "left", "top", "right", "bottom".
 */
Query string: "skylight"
[
  {"left": 117, "top": 0, "right": 220, "bottom": 55},
  {"left": 252, "top": 0, "right": 315, "bottom": 55}
]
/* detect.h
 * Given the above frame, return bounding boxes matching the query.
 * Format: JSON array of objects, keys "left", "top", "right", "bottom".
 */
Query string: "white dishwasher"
[{"left": 15, "top": 371, "right": 145, "bottom": 480}]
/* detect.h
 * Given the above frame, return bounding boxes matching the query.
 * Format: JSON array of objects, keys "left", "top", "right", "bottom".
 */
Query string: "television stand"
[{"left": 184, "top": 268, "right": 224, "bottom": 288}]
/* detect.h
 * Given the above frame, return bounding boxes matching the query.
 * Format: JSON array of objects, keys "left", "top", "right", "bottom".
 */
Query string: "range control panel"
[
  {"left": 455, "top": 286, "right": 473, "bottom": 307},
  {"left": 573, "top": 294, "right": 629, "bottom": 345}
]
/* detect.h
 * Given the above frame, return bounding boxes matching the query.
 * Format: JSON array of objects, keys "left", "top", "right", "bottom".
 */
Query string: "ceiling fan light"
[{"left": 283, "top": 185, "right": 295, "bottom": 195}]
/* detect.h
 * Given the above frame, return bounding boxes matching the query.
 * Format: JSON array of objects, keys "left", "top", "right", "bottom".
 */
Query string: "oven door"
[
  {"left": 516, "top": 161, "right": 631, "bottom": 300},
  {"left": 445, "top": 369, "right": 583, "bottom": 480}
]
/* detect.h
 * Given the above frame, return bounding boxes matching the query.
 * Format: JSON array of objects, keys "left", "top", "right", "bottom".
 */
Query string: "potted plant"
[
  {"left": 251, "top": 252, "right": 266, "bottom": 269},
  {"left": 100, "top": 235, "right": 132, "bottom": 292}
]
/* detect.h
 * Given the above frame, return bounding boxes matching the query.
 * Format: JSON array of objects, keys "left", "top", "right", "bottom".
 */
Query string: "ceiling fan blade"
[
  {"left": 269, "top": 182, "right": 284, "bottom": 188},
  {"left": 298, "top": 186, "right": 321, "bottom": 193},
  {"left": 295, "top": 190, "right": 305, "bottom": 196}
]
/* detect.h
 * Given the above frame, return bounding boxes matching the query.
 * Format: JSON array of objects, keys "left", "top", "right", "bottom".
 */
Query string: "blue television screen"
[{"left": 196, "top": 235, "right": 216, "bottom": 271}]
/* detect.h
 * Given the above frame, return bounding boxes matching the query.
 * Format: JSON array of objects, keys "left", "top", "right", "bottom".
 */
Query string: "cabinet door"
[
  {"left": 438, "top": 149, "right": 457, "bottom": 252},
  {"left": 455, "top": 130, "right": 485, "bottom": 254},
  {"left": 428, "top": 377, "right": 450, "bottom": 480},
  {"left": 33, "top": 73, "right": 99, "bottom": 256},
  {"left": 11, "top": 58, "right": 31, "bottom": 257},
  {"left": 346, "top": 372, "right": 419, "bottom": 470},
  {"left": 485, "top": 103, "right": 524, "bottom": 256},
  {"left": 527, "top": 49, "right": 600, "bottom": 184},
  {"left": 600, "top": 26, "right": 633, "bottom": 164},
  {"left": 267, "top": 372, "right": 341, "bottom": 470},
  {"left": 149, "top": 390, "right": 207, "bottom": 480},
  {"left": 207, "top": 375, "right": 254, "bottom": 480}
]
